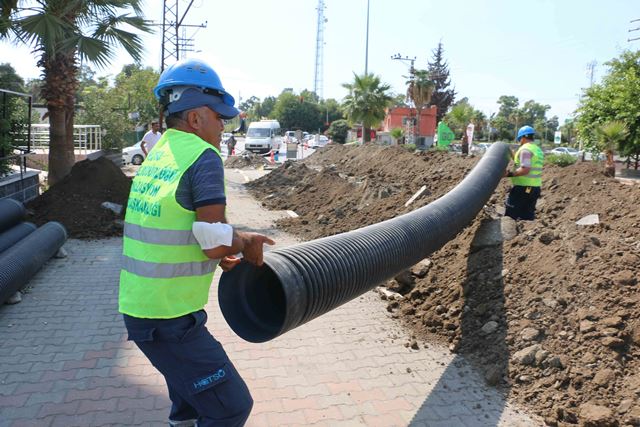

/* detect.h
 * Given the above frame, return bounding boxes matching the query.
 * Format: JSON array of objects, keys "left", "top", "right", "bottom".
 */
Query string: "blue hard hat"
[
  {"left": 154, "top": 58, "right": 237, "bottom": 117},
  {"left": 517, "top": 125, "right": 535, "bottom": 141}
]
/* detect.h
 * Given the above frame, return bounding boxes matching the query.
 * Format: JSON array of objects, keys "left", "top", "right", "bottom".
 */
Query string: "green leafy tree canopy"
[{"left": 576, "top": 50, "right": 640, "bottom": 168}]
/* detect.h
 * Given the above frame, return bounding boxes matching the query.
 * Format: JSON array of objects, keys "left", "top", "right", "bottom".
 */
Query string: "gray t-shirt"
[{"left": 175, "top": 149, "right": 226, "bottom": 211}]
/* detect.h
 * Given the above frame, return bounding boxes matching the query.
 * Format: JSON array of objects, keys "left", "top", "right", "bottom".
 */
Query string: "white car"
[
  {"left": 550, "top": 147, "right": 581, "bottom": 158},
  {"left": 309, "top": 135, "right": 329, "bottom": 148},
  {"left": 122, "top": 141, "right": 145, "bottom": 165}
]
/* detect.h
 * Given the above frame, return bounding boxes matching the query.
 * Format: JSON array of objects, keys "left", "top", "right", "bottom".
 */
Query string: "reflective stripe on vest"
[
  {"left": 122, "top": 255, "right": 216, "bottom": 279},
  {"left": 511, "top": 142, "right": 544, "bottom": 187},
  {"left": 119, "top": 129, "right": 223, "bottom": 319},
  {"left": 124, "top": 222, "right": 198, "bottom": 245}
]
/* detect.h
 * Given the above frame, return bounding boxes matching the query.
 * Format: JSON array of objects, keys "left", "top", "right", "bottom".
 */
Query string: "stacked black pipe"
[
  {"left": 219, "top": 142, "right": 511, "bottom": 343},
  {"left": 0, "top": 199, "right": 67, "bottom": 305}
]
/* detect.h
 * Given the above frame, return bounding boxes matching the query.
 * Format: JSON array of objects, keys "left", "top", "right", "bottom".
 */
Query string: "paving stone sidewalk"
[{"left": 0, "top": 169, "right": 541, "bottom": 427}]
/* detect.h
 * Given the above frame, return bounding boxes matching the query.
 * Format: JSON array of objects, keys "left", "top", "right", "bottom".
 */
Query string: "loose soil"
[
  {"left": 26, "top": 157, "right": 131, "bottom": 239},
  {"left": 246, "top": 144, "right": 640, "bottom": 426},
  {"left": 224, "top": 152, "right": 272, "bottom": 169}
]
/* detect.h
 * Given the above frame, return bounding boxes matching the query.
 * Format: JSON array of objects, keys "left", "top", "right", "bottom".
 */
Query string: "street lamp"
[{"left": 365, "top": 0, "right": 370, "bottom": 75}]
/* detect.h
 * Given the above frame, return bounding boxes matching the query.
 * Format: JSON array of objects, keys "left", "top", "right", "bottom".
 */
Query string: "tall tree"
[
  {"left": 0, "top": 63, "right": 28, "bottom": 174},
  {"left": 560, "top": 118, "right": 575, "bottom": 145},
  {"left": 494, "top": 95, "right": 519, "bottom": 140},
  {"left": 0, "top": 0, "right": 151, "bottom": 184},
  {"left": 272, "top": 91, "right": 322, "bottom": 132},
  {"left": 576, "top": 50, "right": 640, "bottom": 169},
  {"left": 342, "top": 73, "right": 394, "bottom": 143},
  {"left": 113, "top": 64, "right": 159, "bottom": 127},
  {"left": 428, "top": 42, "right": 456, "bottom": 124},
  {"left": 406, "top": 68, "right": 434, "bottom": 145},
  {"left": 444, "top": 97, "right": 487, "bottom": 139},
  {"left": 444, "top": 97, "right": 474, "bottom": 137},
  {"left": 596, "top": 121, "right": 628, "bottom": 176}
]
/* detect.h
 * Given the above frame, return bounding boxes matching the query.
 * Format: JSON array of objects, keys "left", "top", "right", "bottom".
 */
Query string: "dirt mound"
[
  {"left": 247, "top": 144, "right": 640, "bottom": 426},
  {"left": 248, "top": 145, "right": 479, "bottom": 239},
  {"left": 224, "top": 152, "right": 271, "bottom": 169},
  {"left": 27, "top": 157, "right": 131, "bottom": 239}
]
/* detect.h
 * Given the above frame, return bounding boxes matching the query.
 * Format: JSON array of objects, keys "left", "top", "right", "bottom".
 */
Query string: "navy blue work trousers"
[
  {"left": 505, "top": 185, "right": 541, "bottom": 221},
  {"left": 123, "top": 310, "right": 253, "bottom": 427}
]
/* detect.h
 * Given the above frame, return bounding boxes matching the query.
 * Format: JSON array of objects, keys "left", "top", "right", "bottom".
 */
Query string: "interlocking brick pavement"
[{"left": 0, "top": 169, "right": 542, "bottom": 426}]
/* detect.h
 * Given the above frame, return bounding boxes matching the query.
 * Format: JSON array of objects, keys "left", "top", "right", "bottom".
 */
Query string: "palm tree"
[
  {"left": 0, "top": 0, "right": 151, "bottom": 184},
  {"left": 342, "top": 73, "right": 393, "bottom": 143},
  {"left": 390, "top": 127, "right": 404, "bottom": 145},
  {"left": 406, "top": 69, "right": 434, "bottom": 146},
  {"left": 596, "top": 121, "right": 628, "bottom": 177}
]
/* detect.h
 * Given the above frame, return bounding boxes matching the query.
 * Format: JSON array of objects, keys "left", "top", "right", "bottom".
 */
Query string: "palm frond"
[
  {"left": 15, "top": 11, "right": 66, "bottom": 54},
  {"left": 62, "top": 33, "right": 113, "bottom": 68}
]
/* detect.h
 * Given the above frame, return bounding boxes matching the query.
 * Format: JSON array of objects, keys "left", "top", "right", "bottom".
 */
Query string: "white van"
[{"left": 245, "top": 120, "right": 282, "bottom": 154}]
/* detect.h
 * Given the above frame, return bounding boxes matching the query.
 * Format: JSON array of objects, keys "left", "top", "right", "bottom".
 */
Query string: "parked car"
[
  {"left": 284, "top": 130, "right": 298, "bottom": 144},
  {"left": 309, "top": 135, "right": 329, "bottom": 149},
  {"left": 549, "top": 146, "right": 581, "bottom": 158},
  {"left": 122, "top": 141, "right": 145, "bottom": 165}
]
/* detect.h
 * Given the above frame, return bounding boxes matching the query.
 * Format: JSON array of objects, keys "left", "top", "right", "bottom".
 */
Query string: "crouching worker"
[{"left": 119, "top": 58, "right": 274, "bottom": 427}]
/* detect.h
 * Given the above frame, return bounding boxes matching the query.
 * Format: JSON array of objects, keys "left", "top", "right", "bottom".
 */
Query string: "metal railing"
[{"left": 28, "top": 124, "right": 102, "bottom": 153}]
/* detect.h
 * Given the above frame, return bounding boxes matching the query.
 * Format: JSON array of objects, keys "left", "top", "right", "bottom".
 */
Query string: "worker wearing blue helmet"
[
  {"left": 502, "top": 125, "right": 544, "bottom": 220},
  {"left": 120, "top": 58, "right": 274, "bottom": 427}
]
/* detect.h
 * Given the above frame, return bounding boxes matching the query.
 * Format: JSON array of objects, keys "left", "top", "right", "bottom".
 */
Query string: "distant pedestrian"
[
  {"left": 461, "top": 131, "right": 469, "bottom": 156},
  {"left": 227, "top": 134, "right": 236, "bottom": 156},
  {"left": 503, "top": 125, "right": 544, "bottom": 221},
  {"left": 140, "top": 121, "right": 161, "bottom": 156}
]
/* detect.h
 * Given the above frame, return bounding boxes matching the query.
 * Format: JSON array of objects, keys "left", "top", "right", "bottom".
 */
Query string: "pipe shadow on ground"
[{"left": 409, "top": 219, "right": 511, "bottom": 426}]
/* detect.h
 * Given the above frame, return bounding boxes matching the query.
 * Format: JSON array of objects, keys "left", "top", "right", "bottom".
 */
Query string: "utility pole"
[
  {"left": 629, "top": 18, "right": 640, "bottom": 42},
  {"left": 160, "top": 0, "right": 207, "bottom": 72},
  {"left": 159, "top": 0, "right": 207, "bottom": 126},
  {"left": 391, "top": 53, "right": 417, "bottom": 144},
  {"left": 313, "top": 0, "right": 327, "bottom": 99},
  {"left": 586, "top": 60, "right": 597, "bottom": 87},
  {"left": 364, "top": 0, "right": 370, "bottom": 75}
]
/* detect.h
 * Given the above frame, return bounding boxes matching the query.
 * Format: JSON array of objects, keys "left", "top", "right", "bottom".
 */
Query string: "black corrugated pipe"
[
  {"left": 0, "top": 199, "right": 25, "bottom": 233},
  {"left": 0, "top": 222, "right": 37, "bottom": 254},
  {"left": 0, "top": 222, "right": 67, "bottom": 305},
  {"left": 219, "top": 142, "right": 511, "bottom": 343}
]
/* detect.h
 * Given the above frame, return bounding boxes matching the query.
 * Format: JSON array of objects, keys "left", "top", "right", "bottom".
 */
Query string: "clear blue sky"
[{"left": 0, "top": 0, "right": 636, "bottom": 123}]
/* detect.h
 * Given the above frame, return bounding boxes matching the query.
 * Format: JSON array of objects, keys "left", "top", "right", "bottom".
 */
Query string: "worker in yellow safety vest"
[
  {"left": 503, "top": 125, "right": 544, "bottom": 220},
  {"left": 119, "top": 58, "right": 274, "bottom": 427}
]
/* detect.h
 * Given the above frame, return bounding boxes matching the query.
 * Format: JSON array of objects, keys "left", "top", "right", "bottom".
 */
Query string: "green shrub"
[
  {"left": 402, "top": 143, "right": 417, "bottom": 152},
  {"left": 326, "top": 119, "right": 350, "bottom": 144},
  {"left": 545, "top": 153, "right": 576, "bottom": 167}
]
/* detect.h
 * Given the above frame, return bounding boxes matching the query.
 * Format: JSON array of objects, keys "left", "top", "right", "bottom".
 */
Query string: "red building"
[{"left": 382, "top": 105, "right": 437, "bottom": 137}]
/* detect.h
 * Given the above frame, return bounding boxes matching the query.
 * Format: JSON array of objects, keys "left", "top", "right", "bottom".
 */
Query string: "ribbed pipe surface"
[
  {"left": 0, "top": 222, "right": 67, "bottom": 305},
  {"left": 0, "top": 222, "right": 37, "bottom": 254},
  {"left": 219, "top": 143, "right": 511, "bottom": 342},
  {"left": 0, "top": 199, "right": 25, "bottom": 234}
]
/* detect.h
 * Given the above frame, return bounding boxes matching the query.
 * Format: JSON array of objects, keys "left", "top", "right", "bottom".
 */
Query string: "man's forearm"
[{"left": 202, "top": 229, "right": 245, "bottom": 259}]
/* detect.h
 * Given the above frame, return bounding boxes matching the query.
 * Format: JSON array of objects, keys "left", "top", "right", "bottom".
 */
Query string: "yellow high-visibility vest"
[
  {"left": 119, "top": 129, "right": 222, "bottom": 318},
  {"left": 511, "top": 142, "right": 544, "bottom": 187}
]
